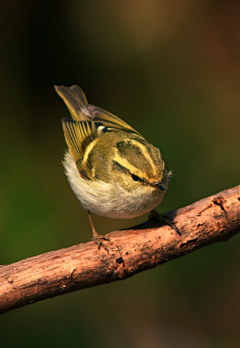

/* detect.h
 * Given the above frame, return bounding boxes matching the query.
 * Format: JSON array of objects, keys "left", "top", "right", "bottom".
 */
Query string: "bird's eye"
[{"left": 131, "top": 174, "right": 140, "bottom": 181}]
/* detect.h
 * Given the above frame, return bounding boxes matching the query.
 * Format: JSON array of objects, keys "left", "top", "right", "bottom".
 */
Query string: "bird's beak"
[{"left": 151, "top": 182, "right": 166, "bottom": 192}]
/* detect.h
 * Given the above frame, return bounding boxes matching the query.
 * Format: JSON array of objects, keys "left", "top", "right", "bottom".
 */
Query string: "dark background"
[{"left": 1, "top": 1, "right": 240, "bottom": 347}]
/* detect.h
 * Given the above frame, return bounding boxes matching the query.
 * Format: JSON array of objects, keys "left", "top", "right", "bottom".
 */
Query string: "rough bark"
[{"left": 0, "top": 185, "right": 239, "bottom": 314}]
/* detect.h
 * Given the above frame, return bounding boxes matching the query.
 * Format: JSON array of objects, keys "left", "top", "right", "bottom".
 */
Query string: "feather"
[
  {"left": 55, "top": 85, "right": 141, "bottom": 134},
  {"left": 55, "top": 85, "right": 89, "bottom": 121}
]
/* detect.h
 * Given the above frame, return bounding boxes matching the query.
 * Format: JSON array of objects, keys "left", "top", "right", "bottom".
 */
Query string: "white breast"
[{"left": 63, "top": 151, "right": 165, "bottom": 219}]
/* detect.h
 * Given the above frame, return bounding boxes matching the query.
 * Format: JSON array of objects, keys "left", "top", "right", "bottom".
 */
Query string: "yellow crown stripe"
[
  {"left": 113, "top": 149, "right": 146, "bottom": 180},
  {"left": 127, "top": 139, "right": 157, "bottom": 176}
]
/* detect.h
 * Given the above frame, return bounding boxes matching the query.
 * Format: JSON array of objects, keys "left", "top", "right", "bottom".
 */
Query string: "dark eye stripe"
[
  {"left": 131, "top": 174, "right": 140, "bottom": 182},
  {"left": 112, "top": 161, "right": 129, "bottom": 175},
  {"left": 112, "top": 161, "right": 146, "bottom": 184}
]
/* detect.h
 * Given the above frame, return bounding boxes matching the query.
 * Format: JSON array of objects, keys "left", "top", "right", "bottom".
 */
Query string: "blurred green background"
[{"left": 1, "top": 1, "right": 240, "bottom": 347}]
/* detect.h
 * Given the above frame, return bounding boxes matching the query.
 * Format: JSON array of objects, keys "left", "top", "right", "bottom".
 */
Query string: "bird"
[{"left": 55, "top": 85, "right": 171, "bottom": 251}]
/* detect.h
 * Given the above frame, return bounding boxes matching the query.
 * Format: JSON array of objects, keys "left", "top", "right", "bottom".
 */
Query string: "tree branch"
[{"left": 0, "top": 185, "right": 239, "bottom": 314}]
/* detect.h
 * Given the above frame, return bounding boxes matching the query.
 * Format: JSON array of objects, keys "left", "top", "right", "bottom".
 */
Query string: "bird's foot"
[
  {"left": 92, "top": 230, "right": 110, "bottom": 253},
  {"left": 149, "top": 209, "right": 181, "bottom": 235}
]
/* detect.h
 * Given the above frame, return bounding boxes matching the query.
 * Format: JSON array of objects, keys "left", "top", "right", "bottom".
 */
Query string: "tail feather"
[
  {"left": 70, "top": 85, "right": 88, "bottom": 105},
  {"left": 54, "top": 85, "right": 89, "bottom": 121}
]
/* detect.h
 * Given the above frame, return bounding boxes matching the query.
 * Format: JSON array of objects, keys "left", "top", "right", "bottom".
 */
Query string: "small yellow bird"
[{"left": 55, "top": 85, "right": 171, "bottom": 251}]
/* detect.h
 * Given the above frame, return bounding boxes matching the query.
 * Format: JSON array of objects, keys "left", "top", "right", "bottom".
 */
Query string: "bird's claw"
[
  {"left": 149, "top": 209, "right": 181, "bottom": 235},
  {"left": 92, "top": 233, "right": 110, "bottom": 253}
]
